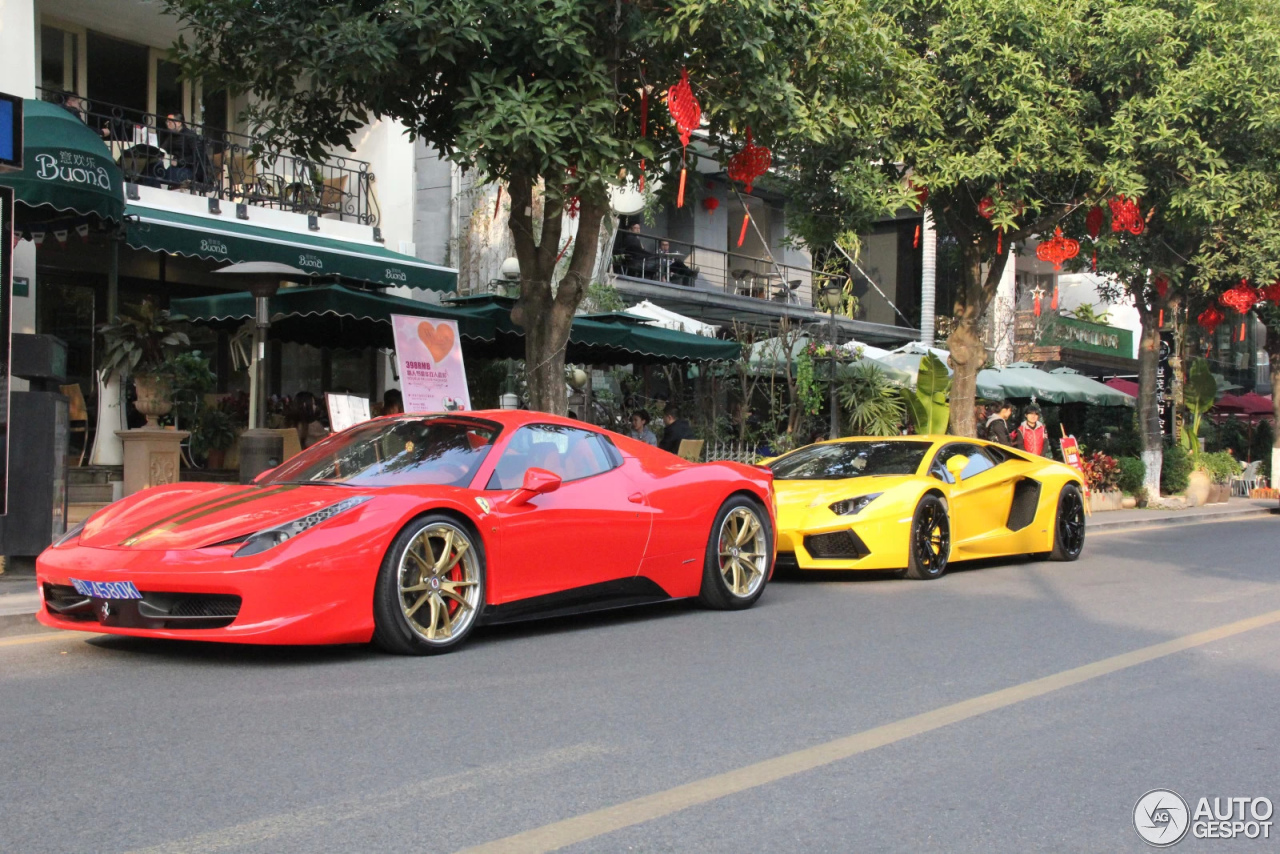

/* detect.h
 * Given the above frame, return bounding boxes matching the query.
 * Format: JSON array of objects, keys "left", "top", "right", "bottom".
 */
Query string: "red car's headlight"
[{"left": 234, "top": 496, "right": 372, "bottom": 558}]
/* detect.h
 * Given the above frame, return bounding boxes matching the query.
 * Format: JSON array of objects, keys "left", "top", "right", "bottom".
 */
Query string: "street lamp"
[{"left": 821, "top": 283, "right": 844, "bottom": 440}]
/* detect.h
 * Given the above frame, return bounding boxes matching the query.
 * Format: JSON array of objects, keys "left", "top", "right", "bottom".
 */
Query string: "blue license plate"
[{"left": 70, "top": 578, "right": 142, "bottom": 600}]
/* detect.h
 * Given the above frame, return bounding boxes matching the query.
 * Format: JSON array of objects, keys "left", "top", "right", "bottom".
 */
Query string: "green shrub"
[
  {"left": 1161, "top": 442, "right": 1192, "bottom": 494},
  {"left": 1199, "top": 450, "right": 1240, "bottom": 485},
  {"left": 1116, "top": 456, "right": 1145, "bottom": 495}
]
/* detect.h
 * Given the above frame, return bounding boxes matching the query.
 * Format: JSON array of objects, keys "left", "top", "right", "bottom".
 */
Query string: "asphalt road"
[{"left": 2, "top": 516, "right": 1279, "bottom": 853}]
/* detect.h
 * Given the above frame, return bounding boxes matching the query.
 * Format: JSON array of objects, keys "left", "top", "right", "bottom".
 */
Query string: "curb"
[{"left": 1087, "top": 505, "right": 1277, "bottom": 531}]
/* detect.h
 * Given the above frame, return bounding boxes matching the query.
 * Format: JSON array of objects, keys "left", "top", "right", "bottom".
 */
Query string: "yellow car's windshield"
[{"left": 769, "top": 441, "right": 932, "bottom": 480}]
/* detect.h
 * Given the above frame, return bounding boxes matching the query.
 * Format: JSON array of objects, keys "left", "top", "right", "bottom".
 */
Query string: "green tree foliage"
[
  {"left": 163, "top": 0, "right": 898, "bottom": 413},
  {"left": 1180, "top": 358, "right": 1217, "bottom": 455},
  {"left": 901, "top": 351, "right": 950, "bottom": 434},
  {"left": 1160, "top": 442, "right": 1192, "bottom": 494},
  {"left": 838, "top": 360, "right": 905, "bottom": 436}
]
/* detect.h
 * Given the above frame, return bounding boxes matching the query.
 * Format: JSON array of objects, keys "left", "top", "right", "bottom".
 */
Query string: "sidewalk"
[{"left": 0, "top": 498, "right": 1274, "bottom": 630}]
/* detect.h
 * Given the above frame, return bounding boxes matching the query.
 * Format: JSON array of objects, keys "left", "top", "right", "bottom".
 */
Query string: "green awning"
[
  {"left": 0, "top": 99, "right": 125, "bottom": 224},
  {"left": 171, "top": 284, "right": 487, "bottom": 350},
  {"left": 127, "top": 205, "right": 457, "bottom": 291}
]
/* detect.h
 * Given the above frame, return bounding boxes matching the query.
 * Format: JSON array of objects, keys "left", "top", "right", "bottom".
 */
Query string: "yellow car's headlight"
[{"left": 828, "top": 493, "right": 883, "bottom": 516}]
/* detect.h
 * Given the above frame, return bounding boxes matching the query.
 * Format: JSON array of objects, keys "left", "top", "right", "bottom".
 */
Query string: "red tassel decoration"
[
  {"left": 1051, "top": 286, "right": 1059, "bottom": 311},
  {"left": 493, "top": 185, "right": 502, "bottom": 221},
  {"left": 1091, "top": 249, "right": 1097, "bottom": 272},
  {"left": 554, "top": 236, "right": 573, "bottom": 265},
  {"left": 1034, "top": 292, "right": 1042, "bottom": 316},
  {"left": 738, "top": 213, "right": 750, "bottom": 247},
  {"left": 639, "top": 168, "right": 645, "bottom": 193},
  {"left": 1240, "top": 322, "right": 1247, "bottom": 342},
  {"left": 997, "top": 229, "right": 1003, "bottom": 255},
  {"left": 677, "top": 164, "right": 687, "bottom": 208},
  {"left": 913, "top": 224, "right": 921, "bottom": 249},
  {"left": 1158, "top": 309, "right": 1163, "bottom": 327}
]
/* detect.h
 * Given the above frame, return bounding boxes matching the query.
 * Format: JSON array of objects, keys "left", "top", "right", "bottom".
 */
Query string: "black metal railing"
[
  {"left": 610, "top": 229, "right": 828, "bottom": 307},
  {"left": 40, "top": 88, "right": 379, "bottom": 226}
]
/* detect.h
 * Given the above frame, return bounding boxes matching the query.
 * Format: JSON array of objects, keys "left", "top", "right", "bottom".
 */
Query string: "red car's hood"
[{"left": 80, "top": 482, "right": 374, "bottom": 551}]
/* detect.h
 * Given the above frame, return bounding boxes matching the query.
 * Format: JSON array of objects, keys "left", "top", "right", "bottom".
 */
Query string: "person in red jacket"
[{"left": 1015, "top": 403, "right": 1050, "bottom": 457}]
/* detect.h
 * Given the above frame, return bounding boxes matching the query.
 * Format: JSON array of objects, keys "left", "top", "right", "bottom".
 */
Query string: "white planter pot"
[{"left": 89, "top": 372, "right": 125, "bottom": 466}]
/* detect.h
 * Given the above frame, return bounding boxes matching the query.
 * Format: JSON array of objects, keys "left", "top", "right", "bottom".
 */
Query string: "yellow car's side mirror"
[{"left": 945, "top": 455, "right": 969, "bottom": 481}]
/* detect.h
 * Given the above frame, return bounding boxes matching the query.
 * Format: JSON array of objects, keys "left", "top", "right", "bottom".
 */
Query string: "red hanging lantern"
[
  {"left": 1197, "top": 306, "right": 1225, "bottom": 334},
  {"left": 666, "top": 69, "right": 702, "bottom": 208},
  {"left": 908, "top": 181, "right": 929, "bottom": 209},
  {"left": 566, "top": 196, "right": 580, "bottom": 219},
  {"left": 1260, "top": 280, "right": 1280, "bottom": 304},
  {"left": 701, "top": 196, "right": 720, "bottom": 214},
  {"left": 726, "top": 128, "right": 772, "bottom": 194},
  {"left": 1085, "top": 205, "right": 1104, "bottom": 240},
  {"left": 1219, "top": 279, "right": 1260, "bottom": 314},
  {"left": 978, "top": 197, "right": 994, "bottom": 220},
  {"left": 1108, "top": 195, "right": 1145, "bottom": 235},
  {"left": 1154, "top": 274, "right": 1169, "bottom": 299},
  {"left": 913, "top": 223, "right": 921, "bottom": 249},
  {"left": 1035, "top": 227, "right": 1081, "bottom": 272}
]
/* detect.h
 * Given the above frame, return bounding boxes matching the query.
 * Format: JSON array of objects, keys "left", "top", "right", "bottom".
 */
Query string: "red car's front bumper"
[{"left": 35, "top": 533, "right": 386, "bottom": 645}]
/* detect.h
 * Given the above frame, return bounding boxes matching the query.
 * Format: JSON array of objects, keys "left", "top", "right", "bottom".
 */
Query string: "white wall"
[
  {"left": 350, "top": 118, "right": 417, "bottom": 254},
  {"left": 3, "top": 0, "right": 39, "bottom": 344}
]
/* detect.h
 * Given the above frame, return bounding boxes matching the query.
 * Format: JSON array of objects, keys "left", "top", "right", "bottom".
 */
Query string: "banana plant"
[
  {"left": 1180, "top": 357, "right": 1217, "bottom": 456},
  {"left": 901, "top": 351, "right": 951, "bottom": 434}
]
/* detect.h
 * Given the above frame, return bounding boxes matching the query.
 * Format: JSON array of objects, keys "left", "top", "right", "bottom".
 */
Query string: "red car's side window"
[{"left": 486, "top": 425, "right": 620, "bottom": 489}]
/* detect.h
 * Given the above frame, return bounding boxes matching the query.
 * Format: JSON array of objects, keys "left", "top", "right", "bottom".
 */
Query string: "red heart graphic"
[{"left": 417, "top": 321, "right": 455, "bottom": 362}]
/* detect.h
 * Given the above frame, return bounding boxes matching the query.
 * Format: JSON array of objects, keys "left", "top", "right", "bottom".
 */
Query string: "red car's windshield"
[{"left": 260, "top": 416, "right": 502, "bottom": 488}]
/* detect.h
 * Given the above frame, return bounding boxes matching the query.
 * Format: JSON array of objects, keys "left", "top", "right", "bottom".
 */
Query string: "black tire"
[
  {"left": 373, "top": 514, "right": 486, "bottom": 655},
  {"left": 698, "top": 496, "right": 772, "bottom": 610},
  {"left": 1049, "top": 483, "right": 1086, "bottom": 561},
  {"left": 904, "top": 494, "right": 950, "bottom": 580}
]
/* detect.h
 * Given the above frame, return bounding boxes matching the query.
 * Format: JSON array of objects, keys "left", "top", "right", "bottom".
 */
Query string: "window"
[
  {"left": 41, "top": 26, "right": 79, "bottom": 94},
  {"left": 487, "top": 425, "right": 619, "bottom": 489},
  {"left": 86, "top": 31, "right": 149, "bottom": 113},
  {"left": 770, "top": 441, "right": 932, "bottom": 480},
  {"left": 931, "top": 443, "right": 1000, "bottom": 483},
  {"left": 155, "top": 58, "right": 185, "bottom": 120}
]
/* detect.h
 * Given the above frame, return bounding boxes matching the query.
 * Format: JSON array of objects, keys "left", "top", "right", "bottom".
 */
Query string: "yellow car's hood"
[{"left": 774, "top": 475, "right": 919, "bottom": 530}]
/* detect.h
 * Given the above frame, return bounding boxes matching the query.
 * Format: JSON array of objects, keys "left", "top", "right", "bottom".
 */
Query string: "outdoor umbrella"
[
  {"left": 1046, "top": 367, "right": 1136, "bottom": 407},
  {"left": 976, "top": 363, "right": 1135, "bottom": 406},
  {"left": 748, "top": 335, "right": 913, "bottom": 384}
]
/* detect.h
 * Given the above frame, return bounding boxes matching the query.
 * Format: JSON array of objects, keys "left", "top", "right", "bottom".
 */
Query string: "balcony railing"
[
  {"left": 40, "top": 88, "right": 379, "bottom": 226},
  {"left": 610, "top": 229, "right": 830, "bottom": 307}
]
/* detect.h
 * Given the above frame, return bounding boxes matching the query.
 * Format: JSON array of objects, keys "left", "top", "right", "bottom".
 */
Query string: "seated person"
[
  {"left": 382, "top": 388, "right": 404, "bottom": 416},
  {"left": 657, "top": 240, "right": 696, "bottom": 286},
  {"left": 614, "top": 222, "right": 656, "bottom": 278},
  {"left": 159, "top": 113, "right": 207, "bottom": 186}
]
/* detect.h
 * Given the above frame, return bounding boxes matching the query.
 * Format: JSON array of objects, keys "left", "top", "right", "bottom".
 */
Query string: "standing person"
[
  {"left": 291, "top": 391, "right": 330, "bottom": 449},
  {"left": 985, "top": 400, "right": 1021, "bottom": 448},
  {"left": 382, "top": 388, "right": 404, "bottom": 415},
  {"left": 974, "top": 403, "right": 988, "bottom": 440},
  {"left": 1014, "top": 403, "right": 1050, "bottom": 457},
  {"left": 630, "top": 410, "right": 657, "bottom": 446},
  {"left": 657, "top": 404, "right": 695, "bottom": 454}
]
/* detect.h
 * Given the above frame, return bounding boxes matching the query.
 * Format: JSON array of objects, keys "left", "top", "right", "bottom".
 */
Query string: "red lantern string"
[
  {"left": 1035, "top": 227, "right": 1080, "bottom": 271},
  {"left": 666, "top": 69, "right": 702, "bottom": 208},
  {"left": 1219, "top": 279, "right": 1260, "bottom": 313},
  {"left": 738, "top": 213, "right": 751, "bottom": 248},
  {"left": 1085, "top": 205, "right": 1104, "bottom": 240},
  {"left": 726, "top": 128, "right": 772, "bottom": 194},
  {"left": 1197, "top": 306, "right": 1225, "bottom": 334},
  {"left": 978, "top": 197, "right": 994, "bottom": 220},
  {"left": 1108, "top": 196, "right": 1144, "bottom": 235},
  {"left": 1260, "top": 280, "right": 1280, "bottom": 303},
  {"left": 913, "top": 224, "right": 920, "bottom": 249}
]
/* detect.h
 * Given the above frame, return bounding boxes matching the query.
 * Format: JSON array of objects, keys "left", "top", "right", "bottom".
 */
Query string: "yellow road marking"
[
  {"left": 458, "top": 605, "right": 1280, "bottom": 854},
  {"left": 0, "top": 631, "right": 82, "bottom": 648}
]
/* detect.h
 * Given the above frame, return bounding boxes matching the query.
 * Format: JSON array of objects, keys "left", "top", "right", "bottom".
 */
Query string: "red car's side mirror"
[{"left": 506, "top": 467, "right": 562, "bottom": 507}]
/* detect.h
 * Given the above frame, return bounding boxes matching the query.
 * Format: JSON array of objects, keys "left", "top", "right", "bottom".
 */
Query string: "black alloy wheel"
[
  {"left": 904, "top": 494, "right": 950, "bottom": 580},
  {"left": 1050, "top": 483, "right": 1086, "bottom": 561}
]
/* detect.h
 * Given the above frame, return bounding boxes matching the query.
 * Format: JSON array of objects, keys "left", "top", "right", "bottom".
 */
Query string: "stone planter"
[
  {"left": 133, "top": 373, "right": 173, "bottom": 428},
  {"left": 1089, "top": 490, "right": 1125, "bottom": 512},
  {"left": 206, "top": 447, "right": 228, "bottom": 470},
  {"left": 1206, "top": 482, "right": 1231, "bottom": 504},
  {"left": 1120, "top": 495, "right": 1138, "bottom": 509},
  {"left": 1185, "top": 469, "right": 1212, "bottom": 507}
]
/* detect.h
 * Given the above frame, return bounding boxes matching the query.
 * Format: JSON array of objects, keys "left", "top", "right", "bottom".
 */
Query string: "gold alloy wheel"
[
  {"left": 398, "top": 522, "right": 481, "bottom": 643},
  {"left": 717, "top": 506, "right": 767, "bottom": 598}
]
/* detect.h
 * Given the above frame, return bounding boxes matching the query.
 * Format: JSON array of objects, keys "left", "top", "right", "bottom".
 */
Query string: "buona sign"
[{"left": 35, "top": 149, "right": 113, "bottom": 191}]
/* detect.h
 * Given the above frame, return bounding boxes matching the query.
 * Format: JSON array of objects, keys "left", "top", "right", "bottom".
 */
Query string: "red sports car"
[{"left": 37, "top": 411, "right": 775, "bottom": 654}]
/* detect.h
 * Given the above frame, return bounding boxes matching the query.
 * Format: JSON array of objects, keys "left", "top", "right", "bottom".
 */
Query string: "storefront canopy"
[
  {"left": 0, "top": 99, "right": 125, "bottom": 224},
  {"left": 174, "top": 287, "right": 741, "bottom": 364},
  {"left": 127, "top": 206, "right": 457, "bottom": 292}
]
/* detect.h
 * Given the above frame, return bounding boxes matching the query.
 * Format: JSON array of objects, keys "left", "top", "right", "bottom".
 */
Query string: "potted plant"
[
  {"left": 1200, "top": 451, "right": 1238, "bottom": 504},
  {"left": 194, "top": 406, "right": 237, "bottom": 469},
  {"left": 1180, "top": 358, "right": 1217, "bottom": 507},
  {"left": 99, "top": 302, "right": 191, "bottom": 429},
  {"left": 1081, "top": 451, "right": 1123, "bottom": 511}
]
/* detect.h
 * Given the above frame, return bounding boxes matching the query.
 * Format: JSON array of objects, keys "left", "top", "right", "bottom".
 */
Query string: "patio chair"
[
  {"left": 772, "top": 279, "right": 803, "bottom": 304},
  {"left": 1232, "top": 460, "right": 1262, "bottom": 496},
  {"left": 224, "top": 149, "right": 284, "bottom": 208},
  {"left": 60, "top": 383, "right": 90, "bottom": 467},
  {"left": 310, "top": 175, "right": 350, "bottom": 218}
]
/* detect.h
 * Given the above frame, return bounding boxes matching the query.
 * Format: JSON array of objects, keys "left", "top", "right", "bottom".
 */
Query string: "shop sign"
[
  {"left": 390, "top": 314, "right": 470, "bottom": 414},
  {"left": 1157, "top": 330, "right": 1174, "bottom": 436},
  {"left": 1039, "top": 315, "right": 1133, "bottom": 359}
]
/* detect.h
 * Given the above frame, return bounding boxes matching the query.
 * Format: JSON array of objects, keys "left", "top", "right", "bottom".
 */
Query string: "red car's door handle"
[{"left": 628, "top": 492, "right": 645, "bottom": 504}]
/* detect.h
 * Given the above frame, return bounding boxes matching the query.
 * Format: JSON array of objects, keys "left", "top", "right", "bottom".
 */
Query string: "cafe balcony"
[
  {"left": 39, "top": 88, "right": 380, "bottom": 226},
  {"left": 608, "top": 228, "right": 918, "bottom": 344}
]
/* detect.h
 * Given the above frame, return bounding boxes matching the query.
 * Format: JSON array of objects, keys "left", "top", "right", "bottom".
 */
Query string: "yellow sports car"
[{"left": 768, "top": 436, "right": 1086, "bottom": 579}]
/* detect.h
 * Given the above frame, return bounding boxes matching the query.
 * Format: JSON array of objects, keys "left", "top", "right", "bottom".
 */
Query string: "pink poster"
[{"left": 390, "top": 314, "right": 471, "bottom": 413}]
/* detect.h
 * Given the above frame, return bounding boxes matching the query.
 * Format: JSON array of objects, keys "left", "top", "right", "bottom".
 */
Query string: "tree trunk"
[
  {"left": 946, "top": 243, "right": 1007, "bottom": 437},
  {"left": 1270, "top": 343, "right": 1280, "bottom": 485},
  {"left": 1136, "top": 299, "right": 1163, "bottom": 499},
  {"left": 506, "top": 174, "right": 606, "bottom": 415}
]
